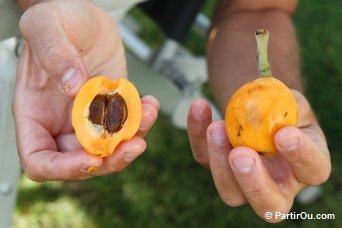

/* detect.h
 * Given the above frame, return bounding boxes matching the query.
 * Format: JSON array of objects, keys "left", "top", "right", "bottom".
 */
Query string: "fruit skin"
[
  {"left": 225, "top": 77, "right": 298, "bottom": 155},
  {"left": 72, "top": 76, "right": 142, "bottom": 157}
]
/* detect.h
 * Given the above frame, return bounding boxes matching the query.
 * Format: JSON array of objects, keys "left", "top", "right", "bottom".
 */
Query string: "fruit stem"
[{"left": 255, "top": 29, "right": 272, "bottom": 78}]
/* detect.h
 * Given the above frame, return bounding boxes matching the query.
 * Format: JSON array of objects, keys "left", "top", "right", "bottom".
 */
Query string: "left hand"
[{"left": 187, "top": 90, "right": 331, "bottom": 223}]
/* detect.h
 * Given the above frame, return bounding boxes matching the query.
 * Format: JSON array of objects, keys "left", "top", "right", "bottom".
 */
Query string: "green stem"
[{"left": 255, "top": 29, "right": 272, "bottom": 78}]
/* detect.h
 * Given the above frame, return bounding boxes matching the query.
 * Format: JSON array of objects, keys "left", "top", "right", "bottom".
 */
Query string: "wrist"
[
  {"left": 16, "top": 0, "right": 44, "bottom": 11},
  {"left": 227, "top": 0, "right": 298, "bottom": 15}
]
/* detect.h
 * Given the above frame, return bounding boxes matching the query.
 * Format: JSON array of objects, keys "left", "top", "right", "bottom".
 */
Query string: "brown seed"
[
  {"left": 105, "top": 94, "right": 128, "bottom": 133},
  {"left": 88, "top": 93, "right": 128, "bottom": 135},
  {"left": 88, "top": 94, "right": 107, "bottom": 125}
]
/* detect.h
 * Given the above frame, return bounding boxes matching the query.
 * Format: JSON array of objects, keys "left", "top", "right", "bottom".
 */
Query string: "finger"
[
  {"left": 141, "top": 95, "right": 160, "bottom": 111},
  {"left": 207, "top": 121, "right": 246, "bottom": 206},
  {"left": 275, "top": 126, "right": 331, "bottom": 186},
  {"left": 23, "top": 150, "right": 103, "bottom": 182},
  {"left": 15, "top": 117, "right": 102, "bottom": 181},
  {"left": 92, "top": 136, "right": 147, "bottom": 176},
  {"left": 86, "top": 43, "right": 128, "bottom": 79},
  {"left": 19, "top": 8, "right": 88, "bottom": 97},
  {"left": 136, "top": 96, "right": 160, "bottom": 138},
  {"left": 229, "top": 147, "right": 291, "bottom": 222},
  {"left": 55, "top": 133, "right": 81, "bottom": 152},
  {"left": 59, "top": 103, "right": 75, "bottom": 134},
  {"left": 187, "top": 99, "right": 212, "bottom": 169}
]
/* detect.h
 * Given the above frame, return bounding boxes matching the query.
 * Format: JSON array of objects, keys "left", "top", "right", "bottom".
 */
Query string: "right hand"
[
  {"left": 187, "top": 92, "right": 330, "bottom": 222},
  {"left": 13, "top": 0, "right": 160, "bottom": 181}
]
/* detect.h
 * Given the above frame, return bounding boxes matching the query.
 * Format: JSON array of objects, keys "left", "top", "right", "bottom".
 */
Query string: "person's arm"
[
  {"left": 187, "top": 0, "right": 331, "bottom": 223},
  {"left": 208, "top": 0, "right": 301, "bottom": 110},
  {"left": 16, "top": 0, "right": 42, "bottom": 11},
  {"left": 16, "top": 0, "right": 38, "bottom": 11}
]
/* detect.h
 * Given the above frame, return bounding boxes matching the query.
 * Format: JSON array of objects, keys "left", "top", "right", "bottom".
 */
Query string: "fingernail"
[
  {"left": 232, "top": 156, "right": 255, "bottom": 174},
  {"left": 80, "top": 165, "right": 97, "bottom": 173},
  {"left": 61, "top": 68, "right": 83, "bottom": 94},
  {"left": 124, "top": 150, "right": 142, "bottom": 162},
  {"left": 191, "top": 101, "right": 205, "bottom": 121},
  {"left": 210, "top": 126, "right": 227, "bottom": 145},
  {"left": 280, "top": 137, "right": 299, "bottom": 152}
]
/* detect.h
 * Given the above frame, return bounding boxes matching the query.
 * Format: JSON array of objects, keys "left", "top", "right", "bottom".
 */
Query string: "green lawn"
[{"left": 14, "top": 0, "right": 341, "bottom": 227}]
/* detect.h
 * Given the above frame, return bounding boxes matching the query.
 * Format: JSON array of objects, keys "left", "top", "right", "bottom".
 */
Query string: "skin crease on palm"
[{"left": 13, "top": 0, "right": 331, "bottom": 224}]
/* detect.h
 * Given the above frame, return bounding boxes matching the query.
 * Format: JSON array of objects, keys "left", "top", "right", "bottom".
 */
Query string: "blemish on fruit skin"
[
  {"left": 246, "top": 102, "right": 262, "bottom": 127},
  {"left": 247, "top": 85, "right": 264, "bottom": 95},
  {"left": 237, "top": 124, "right": 243, "bottom": 137},
  {"left": 284, "top": 112, "right": 288, "bottom": 117}
]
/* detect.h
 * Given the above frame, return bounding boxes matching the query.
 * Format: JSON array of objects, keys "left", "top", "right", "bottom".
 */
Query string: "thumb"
[{"left": 19, "top": 7, "right": 88, "bottom": 97}]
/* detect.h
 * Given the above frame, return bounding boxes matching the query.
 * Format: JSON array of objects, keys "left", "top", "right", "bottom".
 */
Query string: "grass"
[{"left": 14, "top": 0, "right": 341, "bottom": 227}]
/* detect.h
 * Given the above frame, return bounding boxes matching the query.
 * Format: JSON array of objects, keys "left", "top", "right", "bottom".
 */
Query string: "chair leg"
[{"left": 0, "top": 38, "right": 21, "bottom": 228}]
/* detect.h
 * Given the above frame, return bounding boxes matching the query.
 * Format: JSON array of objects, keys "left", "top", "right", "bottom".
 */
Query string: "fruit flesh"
[{"left": 72, "top": 76, "right": 141, "bottom": 157}]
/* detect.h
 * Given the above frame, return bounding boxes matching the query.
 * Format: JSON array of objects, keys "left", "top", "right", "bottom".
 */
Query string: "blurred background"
[{"left": 12, "top": 0, "right": 341, "bottom": 227}]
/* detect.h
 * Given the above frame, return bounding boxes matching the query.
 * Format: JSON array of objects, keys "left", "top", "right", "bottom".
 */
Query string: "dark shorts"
[{"left": 138, "top": 0, "right": 206, "bottom": 42}]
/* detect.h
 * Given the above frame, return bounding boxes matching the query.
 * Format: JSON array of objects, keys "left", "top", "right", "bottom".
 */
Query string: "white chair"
[{"left": 0, "top": 37, "right": 20, "bottom": 228}]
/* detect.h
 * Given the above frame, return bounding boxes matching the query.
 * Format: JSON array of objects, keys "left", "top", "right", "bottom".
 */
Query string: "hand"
[
  {"left": 13, "top": 0, "right": 159, "bottom": 181},
  {"left": 187, "top": 91, "right": 331, "bottom": 223}
]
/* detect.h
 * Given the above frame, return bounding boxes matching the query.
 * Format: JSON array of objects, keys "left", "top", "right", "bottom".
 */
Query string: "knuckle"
[
  {"left": 265, "top": 209, "right": 289, "bottom": 223},
  {"left": 19, "top": 8, "right": 34, "bottom": 34},
  {"left": 221, "top": 195, "right": 246, "bottom": 207},
  {"left": 109, "top": 163, "right": 123, "bottom": 173},
  {"left": 12, "top": 101, "right": 17, "bottom": 117},
  {"left": 288, "top": 146, "right": 315, "bottom": 169},
  {"left": 189, "top": 128, "right": 203, "bottom": 139},
  {"left": 22, "top": 165, "right": 43, "bottom": 182},
  {"left": 244, "top": 182, "right": 268, "bottom": 197},
  {"left": 318, "top": 169, "right": 331, "bottom": 184},
  {"left": 19, "top": 4, "right": 48, "bottom": 34},
  {"left": 43, "top": 42, "right": 67, "bottom": 62},
  {"left": 288, "top": 144, "right": 331, "bottom": 186},
  {"left": 147, "top": 96, "right": 160, "bottom": 111},
  {"left": 142, "top": 104, "right": 157, "bottom": 125},
  {"left": 78, "top": 175, "right": 93, "bottom": 180},
  {"left": 261, "top": 201, "right": 292, "bottom": 223},
  {"left": 56, "top": 164, "right": 82, "bottom": 181},
  {"left": 309, "top": 166, "right": 331, "bottom": 186},
  {"left": 193, "top": 154, "right": 209, "bottom": 167},
  {"left": 59, "top": 172, "right": 77, "bottom": 181}
]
